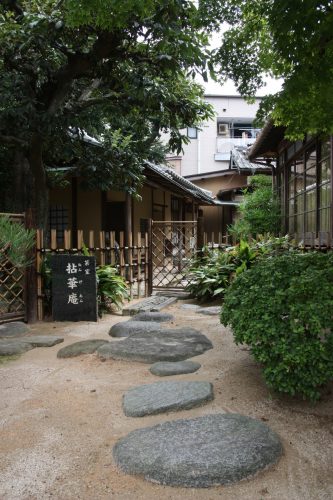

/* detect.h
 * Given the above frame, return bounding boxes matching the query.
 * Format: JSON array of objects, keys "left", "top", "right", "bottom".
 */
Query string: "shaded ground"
[{"left": 0, "top": 300, "right": 333, "bottom": 499}]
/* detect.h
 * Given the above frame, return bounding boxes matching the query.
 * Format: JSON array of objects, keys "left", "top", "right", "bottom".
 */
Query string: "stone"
[
  {"left": 113, "top": 413, "right": 283, "bottom": 487},
  {"left": 109, "top": 321, "right": 161, "bottom": 338},
  {"left": 149, "top": 360, "right": 201, "bottom": 377},
  {"left": 130, "top": 312, "right": 174, "bottom": 323},
  {"left": 180, "top": 304, "right": 199, "bottom": 310},
  {"left": 122, "top": 296, "right": 177, "bottom": 316},
  {"left": 19, "top": 336, "right": 64, "bottom": 347},
  {"left": 196, "top": 306, "right": 221, "bottom": 316},
  {"left": 97, "top": 328, "right": 213, "bottom": 363},
  {"left": 123, "top": 381, "right": 213, "bottom": 417},
  {"left": 0, "top": 321, "right": 30, "bottom": 338},
  {"left": 57, "top": 339, "right": 108, "bottom": 358},
  {"left": 0, "top": 341, "right": 34, "bottom": 356}
]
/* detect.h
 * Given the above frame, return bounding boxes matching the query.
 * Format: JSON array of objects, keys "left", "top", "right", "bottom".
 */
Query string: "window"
[
  {"left": 282, "top": 137, "right": 331, "bottom": 239},
  {"left": 187, "top": 127, "right": 197, "bottom": 139},
  {"left": 48, "top": 205, "right": 69, "bottom": 245}
]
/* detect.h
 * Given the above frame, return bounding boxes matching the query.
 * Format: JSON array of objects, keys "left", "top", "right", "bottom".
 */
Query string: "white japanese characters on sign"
[{"left": 65, "top": 258, "right": 93, "bottom": 305}]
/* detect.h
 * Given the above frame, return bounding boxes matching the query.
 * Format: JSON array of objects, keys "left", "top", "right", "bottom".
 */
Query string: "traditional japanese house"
[{"left": 249, "top": 121, "right": 332, "bottom": 247}]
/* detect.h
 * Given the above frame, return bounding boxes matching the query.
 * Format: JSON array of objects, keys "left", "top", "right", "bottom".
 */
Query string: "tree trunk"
[
  {"left": 28, "top": 134, "right": 49, "bottom": 229},
  {"left": 12, "top": 151, "right": 33, "bottom": 214}
]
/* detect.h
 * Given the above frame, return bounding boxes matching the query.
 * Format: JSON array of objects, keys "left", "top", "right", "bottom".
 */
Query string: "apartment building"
[{"left": 167, "top": 95, "right": 271, "bottom": 235}]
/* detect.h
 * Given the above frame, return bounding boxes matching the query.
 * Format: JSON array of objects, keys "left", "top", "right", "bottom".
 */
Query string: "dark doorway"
[{"left": 104, "top": 202, "right": 126, "bottom": 240}]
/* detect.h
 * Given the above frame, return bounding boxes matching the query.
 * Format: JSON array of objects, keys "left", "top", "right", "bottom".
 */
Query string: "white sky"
[{"left": 200, "top": 29, "right": 283, "bottom": 97}]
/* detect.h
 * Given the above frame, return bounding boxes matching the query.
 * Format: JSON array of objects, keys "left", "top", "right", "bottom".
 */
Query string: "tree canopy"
[
  {"left": 217, "top": 0, "right": 333, "bottom": 138},
  {"left": 0, "top": 0, "right": 222, "bottom": 225}
]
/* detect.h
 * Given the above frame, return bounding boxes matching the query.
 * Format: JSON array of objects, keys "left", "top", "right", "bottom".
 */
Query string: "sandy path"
[{"left": 0, "top": 301, "right": 333, "bottom": 500}]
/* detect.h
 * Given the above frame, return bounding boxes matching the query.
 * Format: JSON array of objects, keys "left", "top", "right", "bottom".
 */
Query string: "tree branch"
[{"left": 41, "top": 32, "right": 124, "bottom": 115}]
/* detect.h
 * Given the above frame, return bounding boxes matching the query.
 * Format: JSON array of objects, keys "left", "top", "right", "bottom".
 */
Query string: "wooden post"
[
  {"left": 24, "top": 208, "right": 37, "bottom": 323},
  {"left": 148, "top": 219, "right": 153, "bottom": 296},
  {"left": 197, "top": 215, "right": 204, "bottom": 249}
]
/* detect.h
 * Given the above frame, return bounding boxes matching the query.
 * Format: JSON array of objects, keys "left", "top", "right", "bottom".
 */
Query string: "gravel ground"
[{"left": 0, "top": 299, "right": 332, "bottom": 500}]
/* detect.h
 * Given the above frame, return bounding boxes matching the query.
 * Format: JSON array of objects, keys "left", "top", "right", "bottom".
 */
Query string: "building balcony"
[{"left": 215, "top": 137, "right": 257, "bottom": 161}]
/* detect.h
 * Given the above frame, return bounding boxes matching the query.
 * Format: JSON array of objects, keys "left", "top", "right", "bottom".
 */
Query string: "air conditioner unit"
[{"left": 218, "top": 123, "right": 229, "bottom": 136}]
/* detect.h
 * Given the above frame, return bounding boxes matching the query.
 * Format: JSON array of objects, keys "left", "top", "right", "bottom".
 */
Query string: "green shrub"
[
  {"left": 186, "top": 247, "right": 236, "bottom": 301},
  {"left": 186, "top": 236, "right": 294, "bottom": 301},
  {"left": 0, "top": 214, "right": 35, "bottom": 268},
  {"left": 221, "top": 252, "right": 333, "bottom": 401},
  {"left": 228, "top": 174, "right": 280, "bottom": 240},
  {"left": 96, "top": 265, "right": 129, "bottom": 315}
]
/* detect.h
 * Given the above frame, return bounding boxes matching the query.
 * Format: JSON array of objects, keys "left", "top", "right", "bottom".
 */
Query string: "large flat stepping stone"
[
  {"left": 150, "top": 360, "right": 201, "bottom": 376},
  {"left": 113, "top": 413, "right": 283, "bottom": 487},
  {"left": 109, "top": 321, "right": 161, "bottom": 338},
  {"left": 196, "top": 306, "right": 221, "bottom": 316},
  {"left": 0, "top": 321, "right": 30, "bottom": 338},
  {"left": 123, "top": 381, "right": 213, "bottom": 417},
  {"left": 97, "top": 328, "right": 213, "bottom": 363},
  {"left": 57, "top": 339, "right": 108, "bottom": 358},
  {"left": 130, "top": 312, "right": 174, "bottom": 323},
  {"left": 0, "top": 341, "right": 34, "bottom": 356}
]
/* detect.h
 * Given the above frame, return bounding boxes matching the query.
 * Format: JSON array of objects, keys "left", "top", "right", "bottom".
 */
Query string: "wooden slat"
[
  {"left": 110, "top": 231, "right": 116, "bottom": 266},
  {"left": 89, "top": 230, "right": 94, "bottom": 253},
  {"left": 64, "top": 229, "right": 71, "bottom": 250},
  {"left": 100, "top": 231, "right": 106, "bottom": 266},
  {"left": 77, "top": 230, "right": 84, "bottom": 250},
  {"left": 137, "top": 232, "right": 141, "bottom": 299},
  {"left": 51, "top": 229, "right": 57, "bottom": 250},
  {"left": 119, "top": 231, "right": 125, "bottom": 276}
]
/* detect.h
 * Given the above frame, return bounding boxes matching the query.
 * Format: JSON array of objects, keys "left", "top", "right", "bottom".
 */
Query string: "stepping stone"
[
  {"left": 19, "top": 336, "right": 64, "bottom": 347},
  {"left": 123, "top": 381, "right": 213, "bottom": 417},
  {"left": 0, "top": 341, "right": 34, "bottom": 356},
  {"left": 97, "top": 328, "right": 213, "bottom": 363},
  {"left": 149, "top": 360, "right": 201, "bottom": 377},
  {"left": 0, "top": 321, "right": 30, "bottom": 338},
  {"left": 57, "top": 339, "right": 108, "bottom": 358},
  {"left": 130, "top": 312, "right": 174, "bottom": 323},
  {"left": 122, "top": 296, "right": 177, "bottom": 316},
  {"left": 109, "top": 321, "right": 161, "bottom": 338},
  {"left": 113, "top": 413, "right": 283, "bottom": 487},
  {"left": 180, "top": 304, "right": 199, "bottom": 310},
  {"left": 196, "top": 306, "right": 221, "bottom": 316},
  {"left": 2, "top": 336, "right": 64, "bottom": 348}
]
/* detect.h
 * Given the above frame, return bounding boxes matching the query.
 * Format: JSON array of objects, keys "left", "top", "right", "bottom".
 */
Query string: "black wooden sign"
[{"left": 51, "top": 255, "right": 97, "bottom": 322}]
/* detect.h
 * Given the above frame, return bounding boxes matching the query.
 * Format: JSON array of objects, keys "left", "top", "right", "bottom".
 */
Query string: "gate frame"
[{"left": 148, "top": 219, "right": 200, "bottom": 293}]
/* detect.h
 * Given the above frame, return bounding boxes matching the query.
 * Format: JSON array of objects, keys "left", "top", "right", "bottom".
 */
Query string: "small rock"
[
  {"left": 196, "top": 306, "right": 221, "bottom": 316},
  {"left": 123, "top": 381, "right": 213, "bottom": 417},
  {"left": 57, "top": 339, "right": 109, "bottom": 358},
  {"left": 149, "top": 360, "right": 201, "bottom": 377},
  {"left": 109, "top": 321, "right": 161, "bottom": 338}
]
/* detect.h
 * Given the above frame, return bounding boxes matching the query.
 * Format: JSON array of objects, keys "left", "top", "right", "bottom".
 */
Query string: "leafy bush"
[
  {"left": 96, "top": 265, "right": 129, "bottom": 315},
  {"left": 186, "top": 236, "right": 294, "bottom": 300},
  {"left": 186, "top": 248, "right": 235, "bottom": 301},
  {"left": 229, "top": 174, "right": 280, "bottom": 240},
  {"left": 221, "top": 252, "right": 333, "bottom": 401},
  {"left": 0, "top": 214, "right": 35, "bottom": 268}
]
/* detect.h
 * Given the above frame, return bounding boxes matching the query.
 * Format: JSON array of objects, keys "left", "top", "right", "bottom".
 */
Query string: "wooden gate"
[{"left": 150, "top": 220, "right": 197, "bottom": 290}]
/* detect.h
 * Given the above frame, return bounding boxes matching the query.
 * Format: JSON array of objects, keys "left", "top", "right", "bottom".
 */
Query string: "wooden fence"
[{"left": 36, "top": 229, "right": 149, "bottom": 320}]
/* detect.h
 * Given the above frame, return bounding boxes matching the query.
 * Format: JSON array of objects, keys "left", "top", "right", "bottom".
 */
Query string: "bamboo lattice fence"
[
  {"left": 36, "top": 229, "right": 149, "bottom": 320},
  {"left": 0, "top": 212, "right": 26, "bottom": 323}
]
